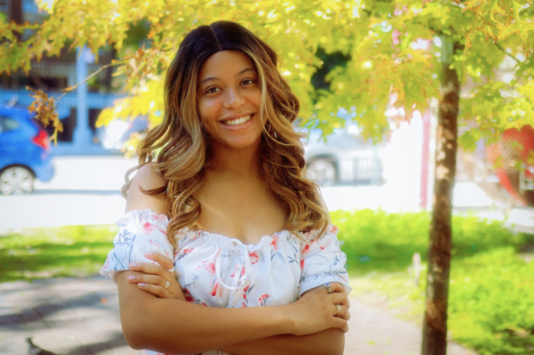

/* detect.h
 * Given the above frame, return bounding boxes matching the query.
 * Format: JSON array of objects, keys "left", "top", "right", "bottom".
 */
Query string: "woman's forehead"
[{"left": 198, "top": 50, "right": 255, "bottom": 82}]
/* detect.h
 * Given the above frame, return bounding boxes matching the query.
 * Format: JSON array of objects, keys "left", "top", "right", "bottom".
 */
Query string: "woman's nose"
[{"left": 223, "top": 88, "right": 245, "bottom": 110}]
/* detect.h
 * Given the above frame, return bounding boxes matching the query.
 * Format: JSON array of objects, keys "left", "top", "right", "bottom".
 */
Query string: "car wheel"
[
  {"left": 307, "top": 158, "right": 337, "bottom": 186},
  {"left": 0, "top": 166, "right": 34, "bottom": 195}
]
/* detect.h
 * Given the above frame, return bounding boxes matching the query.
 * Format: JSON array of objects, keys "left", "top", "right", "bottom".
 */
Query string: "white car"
[{"left": 302, "top": 126, "right": 384, "bottom": 186}]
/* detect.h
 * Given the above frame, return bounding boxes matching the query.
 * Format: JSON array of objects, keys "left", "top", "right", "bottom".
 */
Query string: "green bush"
[
  {"left": 449, "top": 248, "right": 534, "bottom": 355},
  {"left": 331, "top": 209, "right": 529, "bottom": 274},
  {"left": 331, "top": 209, "right": 534, "bottom": 355}
]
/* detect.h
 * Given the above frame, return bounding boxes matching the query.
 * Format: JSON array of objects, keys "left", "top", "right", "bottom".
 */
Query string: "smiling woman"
[
  {"left": 198, "top": 51, "right": 263, "bottom": 150},
  {"left": 100, "top": 21, "right": 352, "bottom": 355}
]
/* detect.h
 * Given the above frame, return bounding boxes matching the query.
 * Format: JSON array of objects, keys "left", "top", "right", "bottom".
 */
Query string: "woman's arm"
[
  {"left": 220, "top": 283, "right": 348, "bottom": 355},
  {"left": 128, "top": 255, "right": 349, "bottom": 355},
  {"left": 129, "top": 253, "right": 349, "bottom": 355},
  {"left": 222, "top": 329, "right": 345, "bottom": 355},
  {"left": 117, "top": 272, "right": 347, "bottom": 353},
  {"left": 118, "top": 164, "right": 349, "bottom": 354}
]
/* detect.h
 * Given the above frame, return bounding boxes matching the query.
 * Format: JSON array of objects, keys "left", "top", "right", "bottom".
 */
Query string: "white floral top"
[{"left": 100, "top": 209, "right": 351, "bottom": 355}]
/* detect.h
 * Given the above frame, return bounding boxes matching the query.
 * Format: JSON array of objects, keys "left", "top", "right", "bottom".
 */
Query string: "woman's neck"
[{"left": 207, "top": 138, "right": 262, "bottom": 179}]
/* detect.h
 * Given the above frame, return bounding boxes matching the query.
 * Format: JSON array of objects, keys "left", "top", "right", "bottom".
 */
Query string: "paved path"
[{"left": 0, "top": 276, "right": 477, "bottom": 355}]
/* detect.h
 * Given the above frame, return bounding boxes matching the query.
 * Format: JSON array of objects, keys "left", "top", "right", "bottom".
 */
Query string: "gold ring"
[
  {"left": 164, "top": 280, "right": 170, "bottom": 290},
  {"left": 323, "top": 282, "right": 333, "bottom": 294},
  {"left": 336, "top": 305, "right": 341, "bottom": 315}
]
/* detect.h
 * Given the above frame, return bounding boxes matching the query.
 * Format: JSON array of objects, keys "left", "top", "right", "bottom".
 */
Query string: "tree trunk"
[
  {"left": 9, "top": 0, "right": 23, "bottom": 37},
  {"left": 421, "top": 37, "right": 460, "bottom": 355}
]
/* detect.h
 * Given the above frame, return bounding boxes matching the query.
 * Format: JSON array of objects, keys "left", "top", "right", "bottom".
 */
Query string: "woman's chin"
[{"left": 212, "top": 135, "right": 262, "bottom": 151}]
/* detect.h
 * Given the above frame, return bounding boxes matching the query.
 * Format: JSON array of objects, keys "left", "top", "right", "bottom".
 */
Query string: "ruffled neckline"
[
  {"left": 120, "top": 209, "right": 331, "bottom": 250},
  {"left": 181, "top": 228, "right": 297, "bottom": 251}
]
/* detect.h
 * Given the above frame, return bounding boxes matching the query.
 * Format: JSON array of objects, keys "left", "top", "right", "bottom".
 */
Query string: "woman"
[{"left": 100, "top": 21, "right": 352, "bottom": 355}]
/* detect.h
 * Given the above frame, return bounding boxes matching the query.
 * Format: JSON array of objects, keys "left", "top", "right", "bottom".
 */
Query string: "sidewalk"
[{"left": 0, "top": 276, "right": 477, "bottom": 355}]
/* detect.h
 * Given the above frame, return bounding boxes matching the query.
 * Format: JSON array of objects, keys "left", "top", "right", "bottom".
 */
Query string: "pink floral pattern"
[
  {"left": 100, "top": 209, "right": 351, "bottom": 355},
  {"left": 258, "top": 293, "right": 270, "bottom": 306},
  {"left": 248, "top": 251, "right": 259, "bottom": 264}
]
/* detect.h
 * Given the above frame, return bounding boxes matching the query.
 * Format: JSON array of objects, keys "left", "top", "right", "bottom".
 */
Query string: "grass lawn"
[{"left": 0, "top": 225, "right": 117, "bottom": 283}]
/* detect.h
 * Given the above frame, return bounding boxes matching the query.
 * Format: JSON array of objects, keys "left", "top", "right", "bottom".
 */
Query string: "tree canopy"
[{"left": 1, "top": 0, "right": 532, "bottom": 145}]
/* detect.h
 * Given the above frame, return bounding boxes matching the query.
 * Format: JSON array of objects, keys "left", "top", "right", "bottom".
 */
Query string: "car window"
[{"left": 0, "top": 116, "right": 20, "bottom": 132}]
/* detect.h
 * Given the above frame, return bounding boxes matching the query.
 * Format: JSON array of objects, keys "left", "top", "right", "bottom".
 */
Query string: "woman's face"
[{"left": 198, "top": 50, "right": 263, "bottom": 150}]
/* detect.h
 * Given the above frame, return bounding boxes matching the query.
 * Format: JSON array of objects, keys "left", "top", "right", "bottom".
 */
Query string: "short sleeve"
[
  {"left": 299, "top": 225, "right": 352, "bottom": 296},
  {"left": 99, "top": 209, "right": 173, "bottom": 283}
]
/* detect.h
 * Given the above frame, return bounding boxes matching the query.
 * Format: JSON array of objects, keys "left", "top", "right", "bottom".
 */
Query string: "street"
[{"left": 1, "top": 156, "right": 533, "bottom": 232}]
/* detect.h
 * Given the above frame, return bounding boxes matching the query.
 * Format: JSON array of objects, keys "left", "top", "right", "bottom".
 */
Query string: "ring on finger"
[
  {"left": 336, "top": 305, "right": 341, "bottom": 316},
  {"left": 164, "top": 280, "right": 170, "bottom": 290},
  {"left": 323, "top": 282, "right": 333, "bottom": 294}
]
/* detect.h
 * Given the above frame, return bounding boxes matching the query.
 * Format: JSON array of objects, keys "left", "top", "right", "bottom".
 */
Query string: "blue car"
[{"left": 0, "top": 105, "right": 55, "bottom": 195}]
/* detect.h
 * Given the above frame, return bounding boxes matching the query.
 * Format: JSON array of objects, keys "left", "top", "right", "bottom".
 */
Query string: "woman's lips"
[{"left": 220, "top": 113, "right": 255, "bottom": 131}]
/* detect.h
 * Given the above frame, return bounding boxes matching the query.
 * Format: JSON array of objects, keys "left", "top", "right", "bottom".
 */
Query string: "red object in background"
[
  {"left": 487, "top": 125, "right": 534, "bottom": 206},
  {"left": 31, "top": 129, "right": 50, "bottom": 151}
]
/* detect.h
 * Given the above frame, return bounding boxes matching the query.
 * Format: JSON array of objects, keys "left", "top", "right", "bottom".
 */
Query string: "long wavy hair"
[{"left": 122, "top": 21, "right": 329, "bottom": 247}]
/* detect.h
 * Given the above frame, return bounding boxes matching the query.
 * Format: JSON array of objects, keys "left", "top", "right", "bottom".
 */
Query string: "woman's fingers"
[
  {"left": 333, "top": 305, "right": 350, "bottom": 321},
  {"left": 330, "top": 291, "right": 350, "bottom": 307},
  {"left": 129, "top": 262, "right": 166, "bottom": 277},
  {"left": 144, "top": 252, "right": 174, "bottom": 271},
  {"left": 137, "top": 282, "right": 170, "bottom": 298},
  {"left": 301, "top": 281, "right": 348, "bottom": 298},
  {"left": 331, "top": 317, "right": 349, "bottom": 333},
  {"left": 330, "top": 282, "right": 345, "bottom": 293},
  {"left": 127, "top": 274, "right": 167, "bottom": 287}
]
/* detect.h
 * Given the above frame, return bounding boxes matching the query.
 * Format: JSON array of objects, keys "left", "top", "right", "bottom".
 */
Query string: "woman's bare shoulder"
[
  {"left": 135, "top": 162, "right": 166, "bottom": 188},
  {"left": 125, "top": 162, "right": 167, "bottom": 215}
]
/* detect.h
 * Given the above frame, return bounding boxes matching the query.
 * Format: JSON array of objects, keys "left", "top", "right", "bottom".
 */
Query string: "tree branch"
[
  {"left": 54, "top": 55, "right": 132, "bottom": 100},
  {"left": 494, "top": 42, "right": 521, "bottom": 64}
]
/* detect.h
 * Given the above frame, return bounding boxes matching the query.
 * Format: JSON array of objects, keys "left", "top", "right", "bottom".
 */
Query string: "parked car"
[
  {"left": 301, "top": 123, "right": 384, "bottom": 186},
  {"left": 0, "top": 104, "right": 54, "bottom": 195}
]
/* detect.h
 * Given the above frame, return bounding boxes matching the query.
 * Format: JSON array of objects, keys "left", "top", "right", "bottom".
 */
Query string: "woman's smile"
[{"left": 220, "top": 112, "right": 256, "bottom": 130}]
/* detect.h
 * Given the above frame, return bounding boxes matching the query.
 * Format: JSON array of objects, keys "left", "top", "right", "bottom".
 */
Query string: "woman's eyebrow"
[{"left": 199, "top": 67, "right": 256, "bottom": 86}]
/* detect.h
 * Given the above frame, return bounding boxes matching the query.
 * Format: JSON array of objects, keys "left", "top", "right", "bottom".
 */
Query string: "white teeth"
[{"left": 224, "top": 114, "right": 252, "bottom": 126}]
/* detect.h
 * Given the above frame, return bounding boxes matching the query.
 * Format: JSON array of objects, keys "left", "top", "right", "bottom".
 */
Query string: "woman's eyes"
[
  {"left": 206, "top": 87, "right": 220, "bottom": 94},
  {"left": 204, "top": 79, "right": 256, "bottom": 94}
]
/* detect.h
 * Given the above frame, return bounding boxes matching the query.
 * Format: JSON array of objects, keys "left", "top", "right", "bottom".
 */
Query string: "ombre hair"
[{"left": 122, "top": 21, "right": 329, "bottom": 247}]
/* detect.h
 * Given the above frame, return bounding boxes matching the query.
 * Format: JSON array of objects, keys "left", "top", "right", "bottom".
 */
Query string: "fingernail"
[
  {"left": 127, "top": 275, "right": 136, "bottom": 281},
  {"left": 145, "top": 253, "right": 153, "bottom": 257},
  {"left": 138, "top": 283, "right": 145, "bottom": 287},
  {"left": 129, "top": 262, "right": 137, "bottom": 268}
]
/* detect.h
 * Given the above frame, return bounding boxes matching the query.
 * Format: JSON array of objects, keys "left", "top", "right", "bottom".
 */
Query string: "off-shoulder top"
[{"left": 100, "top": 209, "right": 351, "bottom": 355}]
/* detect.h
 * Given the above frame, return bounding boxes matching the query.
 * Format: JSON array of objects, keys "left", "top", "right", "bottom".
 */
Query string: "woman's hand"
[
  {"left": 287, "top": 282, "right": 350, "bottom": 336},
  {"left": 127, "top": 252, "right": 186, "bottom": 301}
]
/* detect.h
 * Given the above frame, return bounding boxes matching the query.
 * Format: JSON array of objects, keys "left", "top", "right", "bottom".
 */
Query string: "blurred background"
[
  {"left": 1, "top": 86, "right": 533, "bottom": 231},
  {"left": 1, "top": 1, "right": 533, "bottom": 355}
]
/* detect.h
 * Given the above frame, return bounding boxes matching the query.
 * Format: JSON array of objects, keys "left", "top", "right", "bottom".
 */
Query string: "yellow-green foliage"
[{"left": 2, "top": 1, "right": 534, "bottom": 144}]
